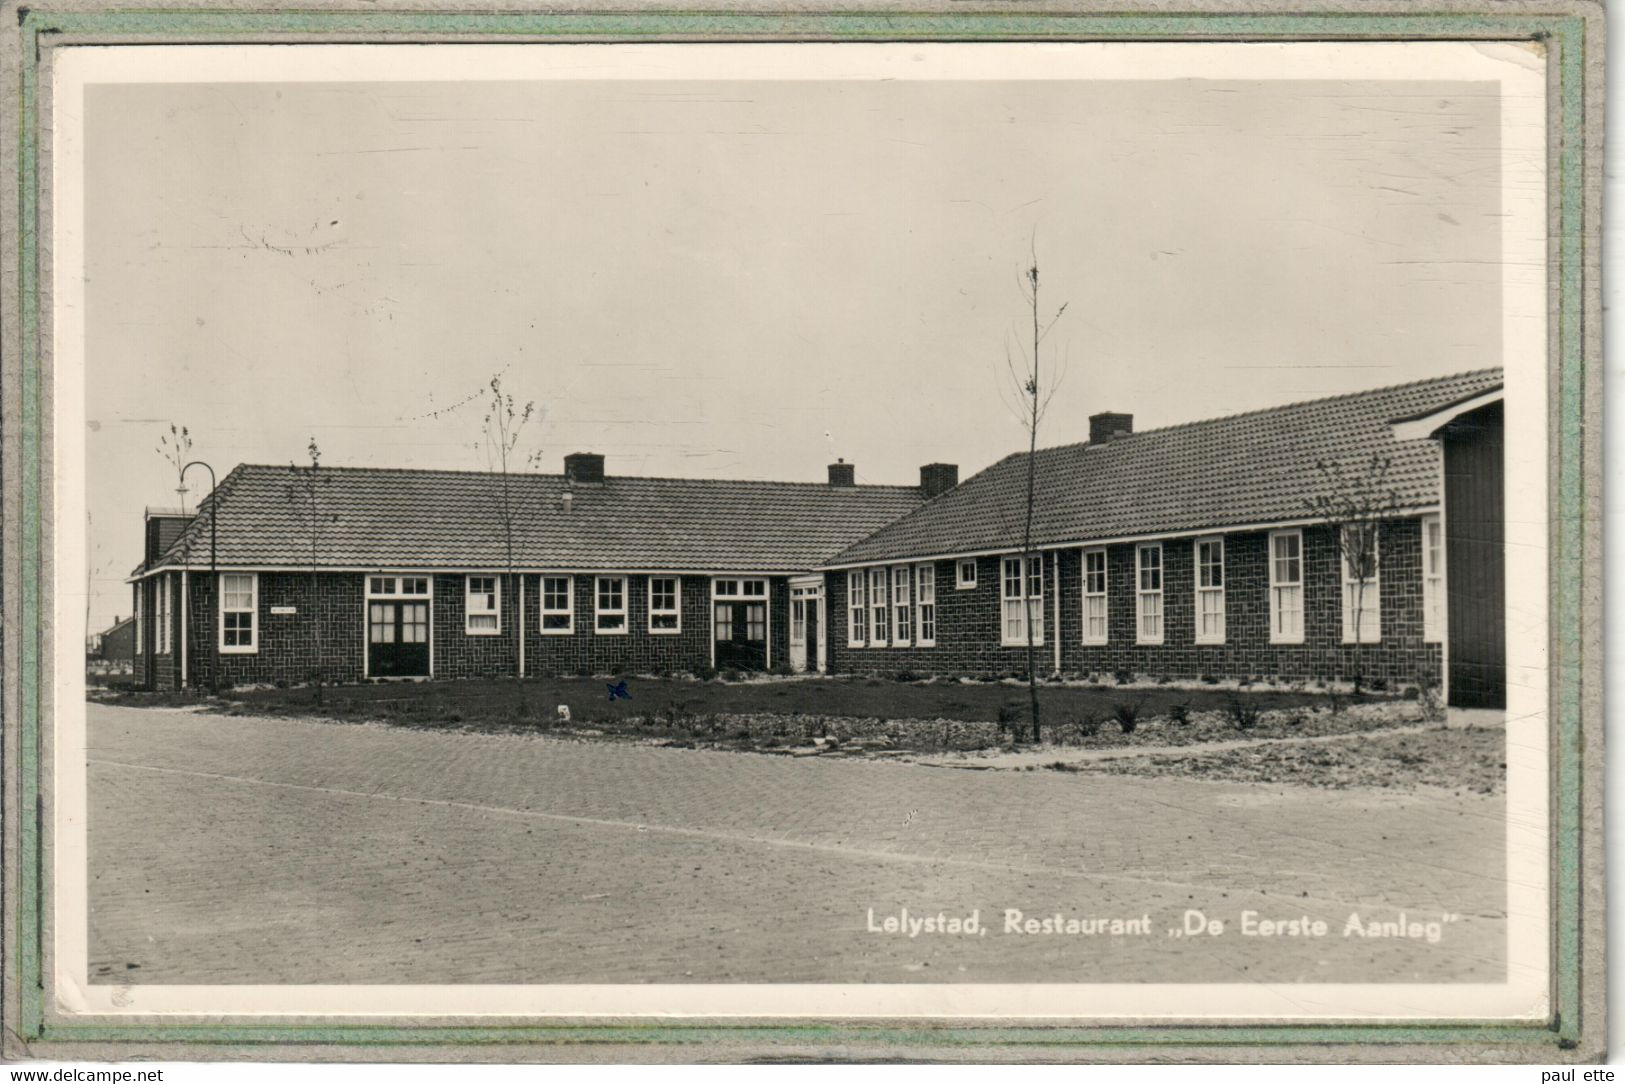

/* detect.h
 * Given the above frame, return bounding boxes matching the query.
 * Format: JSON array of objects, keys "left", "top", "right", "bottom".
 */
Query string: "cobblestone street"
[{"left": 88, "top": 704, "right": 1506, "bottom": 985}]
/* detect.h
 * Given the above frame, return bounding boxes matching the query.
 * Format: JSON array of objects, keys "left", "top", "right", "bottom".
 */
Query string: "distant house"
[
  {"left": 127, "top": 368, "right": 1503, "bottom": 698},
  {"left": 97, "top": 615, "right": 136, "bottom": 663}
]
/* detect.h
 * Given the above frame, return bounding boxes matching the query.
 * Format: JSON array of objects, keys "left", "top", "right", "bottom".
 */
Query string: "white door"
[{"left": 788, "top": 598, "right": 808, "bottom": 672}]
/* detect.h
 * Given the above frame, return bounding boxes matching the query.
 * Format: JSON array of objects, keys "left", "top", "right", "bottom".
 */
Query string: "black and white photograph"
[{"left": 41, "top": 37, "right": 1562, "bottom": 1032}]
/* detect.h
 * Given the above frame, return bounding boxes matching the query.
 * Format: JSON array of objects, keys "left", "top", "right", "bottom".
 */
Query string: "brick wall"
[
  {"left": 828, "top": 518, "right": 1442, "bottom": 688},
  {"left": 182, "top": 571, "right": 366, "bottom": 690}
]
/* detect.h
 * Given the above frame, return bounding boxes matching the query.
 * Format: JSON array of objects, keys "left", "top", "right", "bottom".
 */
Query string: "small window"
[
  {"left": 741, "top": 579, "right": 767, "bottom": 598},
  {"left": 369, "top": 576, "right": 396, "bottom": 595},
  {"left": 847, "top": 570, "right": 866, "bottom": 647},
  {"left": 649, "top": 576, "right": 681, "bottom": 633},
  {"left": 1082, "top": 547, "right": 1108, "bottom": 645},
  {"left": 956, "top": 559, "right": 977, "bottom": 589},
  {"left": 400, "top": 577, "right": 430, "bottom": 597},
  {"left": 1269, "top": 529, "right": 1305, "bottom": 644},
  {"left": 916, "top": 563, "right": 936, "bottom": 647},
  {"left": 1422, "top": 514, "right": 1444, "bottom": 643},
  {"left": 891, "top": 566, "right": 912, "bottom": 646},
  {"left": 596, "top": 576, "right": 627, "bottom": 633},
  {"left": 466, "top": 575, "right": 500, "bottom": 634},
  {"left": 1194, "top": 537, "right": 1225, "bottom": 645},
  {"left": 541, "top": 575, "right": 574, "bottom": 633},
  {"left": 869, "top": 568, "right": 889, "bottom": 646},
  {"left": 1341, "top": 524, "right": 1381, "bottom": 645},
  {"left": 219, "top": 572, "right": 257, "bottom": 653},
  {"left": 999, "top": 555, "right": 1043, "bottom": 646},
  {"left": 1136, "top": 543, "right": 1164, "bottom": 645}
]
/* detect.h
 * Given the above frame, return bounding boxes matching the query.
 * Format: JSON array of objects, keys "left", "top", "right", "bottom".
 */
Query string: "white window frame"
[
  {"left": 1135, "top": 542, "right": 1164, "bottom": 645},
  {"left": 1340, "top": 524, "right": 1382, "bottom": 645},
  {"left": 868, "top": 567, "right": 889, "bottom": 647},
  {"left": 219, "top": 572, "right": 258, "bottom": 654},
  {"left": 648, "top": 575, "right": 682, "bottom": 634},
  {"left": 1194, "top": 536, "right": 1226, "bottom": 645},
  {"left": 539, "top": 575, "right": 574, "bottom": 634},
  {"left": 1269, "top": 529, "right": 1305, "bottom": 645},
  {"left": 891, "top": 565, "right": 912, "bottom": 647},
  {"left": 847, "top": 570, "right": 866, "bottom": 647},
  {"left": 999, "top": 555, "right": 1044, "bottom": 647},
  {"left": 155, "top": 574, "right": 171, "bottom": 655},
  {"left": 1422, "top": 514, "right": 1444, "bottom": 643},
  {"left": 956, "top": 558, "right": 977, "bottom": 590},
  {"left": 1081, "top": 546, "right": 1108, "bottom": 645},
  {"left": 595, "top": 576, "right": 628, "bottom": 634},
  {"left": 915, "top": 563, "right": 936, "bottom": 647},
  {"left": 465, "top": 574, "right": 501, "bottom": 635},
  {"left": 134, "top": 586, "right": 144, "bottom": 656}
]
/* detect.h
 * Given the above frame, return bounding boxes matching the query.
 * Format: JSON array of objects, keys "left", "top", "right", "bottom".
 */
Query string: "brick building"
[{"left": 128, "top": 368, "right": 1504, "bottom": 700}]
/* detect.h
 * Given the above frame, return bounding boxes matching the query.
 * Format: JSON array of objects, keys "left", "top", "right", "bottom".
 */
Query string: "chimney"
[
  {"left": 1089, "top": 412, "right": 1134, "bottom": 444},
  {"left": 919, "top": 462, "right": 959, "bottom": 499},
  {"left": 561, "top": 491, "right": 574, "bottom": 514},
  {"left": 827, "top": 458, "right": 855, "bottom": 487},
  {"left": 563, "top": 452, "right": 605, "bottom": 485}
]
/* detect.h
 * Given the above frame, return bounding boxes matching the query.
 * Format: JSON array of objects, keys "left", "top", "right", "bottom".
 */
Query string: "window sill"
[
  {"left": 595, "top": 627, "right": 629, "bottom": 636},
  {"left": 1000, "top": 640, "right": 1046, "bottom": 649},
  {"left": 1341, "top": 637, "right": 1383, "bottom": 646},
  {"left": 649, "top": 627, "right": 682, "bottom": 636},
  {"left": 219, "top": 645, "right": 258, "bottom": 655},
  {"left": 916, "top": 640, "right": 936, "bottom": 648},
  {"left": 1081, "top": 638, "right": 1108, "bottom": 647},
  {"left": 1135, "top": 639, "right": 1165, "bottom": 647},
  {"left": 1194, "top": 636, "right": 1226, "bottom": 646},
  {"left": 955, "top": 583, "right": 977, "bottom": 591},
  {"left": 1269, "top": 636, "right": 1306, "bottom": 646},
  {"left": 465, "top": 628, "right": 501, "bottom": 636},
  {"left": 539, "top": 626, "right": 575, "bottom": 636}
]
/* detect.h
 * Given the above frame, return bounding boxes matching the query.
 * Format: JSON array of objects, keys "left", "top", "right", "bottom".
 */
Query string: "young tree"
[
  {"left": 1001, "top": 253, "right": 1068, "bottom": 744},
  {"left": 285, "top": 438, "right": 336, "bottom": 705},
  {"left": 1306, "top": 453, "right": 1402, "bottom": 695},
  {"left": 474, "top": 376, "right": 538, "bottom": 679}
]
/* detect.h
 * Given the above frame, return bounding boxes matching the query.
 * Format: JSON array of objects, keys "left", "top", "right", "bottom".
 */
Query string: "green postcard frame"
[{"left": 0, "top": 1, "right": 1604, "bottom": 1063}]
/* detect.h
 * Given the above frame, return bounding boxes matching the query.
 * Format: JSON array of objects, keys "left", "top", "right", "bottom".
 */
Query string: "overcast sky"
[{"left": 81, "top": 73, "right": 1501, "bottom": 630}]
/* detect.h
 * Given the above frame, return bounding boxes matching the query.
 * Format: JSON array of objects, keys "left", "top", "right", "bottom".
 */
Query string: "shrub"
[
  {"left": 1076, "top": 713, "right": 1102, "bottom": 738},
  {"left": 1224, "top": 692, "right": 1261, "bottom": 731},
  {"left": 997, "top": 700, "right": 1026, "bottom": 727},
  {"left": 1113, "top": 669, "right": 1134, "bottom": 686},
  {"left": 1367, "top": 676, "right": 1389, "bottom": 692},
  {"left": 1167, "top": 702, "right": 1191, "bottom": 726},
  {"left": 1401, "top": 685, "right": 1421, "bottom": 701},
  {"left": 722, "top": 669, "right": 742, "bottom": 683},
  {"left": 692, "top": 665, "right": 718, "bottom": 682},
  {"left": 1199, "top": 673, "right": 1219, "bottom": 685},
  {"left": 894, "top": 670, "right": 921, "bottom": 683},
  {"left": 770, "top": 660, "right": 795, "bottom": 677},
  {"left": 1113, "top": 695, "right": 1147, "bottom": 734},
  {"left": 1155, "top": 674, "right": 1171, "bottom": 685}
]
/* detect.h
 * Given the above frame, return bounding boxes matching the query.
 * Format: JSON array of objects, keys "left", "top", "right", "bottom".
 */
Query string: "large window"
[
  {"left": 847, "top": 570, "right": 866, "bottom": 646},
  {"left": 891, "top": 566, "right": 912, "bottom": 646},
  {"left": 465, "top": 575, "right": 500, "bottom": 634},
  {"left": 916, "top": 563, "right": 936, "bottom": 646},
  {"left": 1341, "top": 524, "right": 1381, "bottom": 644},
  {"left": 649, "top": 576, "right": 681, "bottom": 633},
  {"left": 1082, "top": 547, "right": 1108, "bottom": 645},
  {"left": 1194, "top": 537, "right": 1225, "bottom": 644},
  {"left": 1000, "top": 555, "right": 1043, "bottom": 646},
  {"left": 595, "top": 576, "right": 627, "bottom": 634},
  {"left": 219, "top": 572, "right": 257, "bottom": 653},
  {"left": 1136, "top": 543, "right": 1164, "bottom": 644},
  {"left": 869, "top": 568, "right": 889, "bottom": 646},
  {"left": 540, "top": 575, "right": 573, "bottom": 633},
  {"left": 1269, "top": 529, "right": 1304, "bottom": 644},
  {"left": 1423, "top": 514, "right": 1444, "bottom": 643}
]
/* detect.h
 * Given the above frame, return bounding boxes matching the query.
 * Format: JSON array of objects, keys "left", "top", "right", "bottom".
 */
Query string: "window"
[
  {"left": 541, "top": 576, "right": 574, "bottom": 633},
  {"left": 869, "top": 568, "right": 889, "bottom": 646},
  {"left": 465, "top": 575, "right": 500, "bottom": 634},
  {"left": 595, "top": 576, "right": 627, "bottom": 633},
  {"left": 1341, "top": 524, "right": 1381, "bottom": 644},
  {"left": 714, "top": 604, "right": 733, "bottom": 642},
  {"left": 368, "top": 576, "right": 429, "bottom": 598},
  {"left": 649, "top": 576, "right": 681, "bottom": 633},
  {"left": 1136, "top": 543, "right": 1164, "bottom": 644},
  {"left": 1000, "top": 555, "right": 1043, "bottom": 646},
  {"left": 1195, "top": 537, "right": 1225, "bottom": 644},
  {"left": 134, "top": 586, "right": 143, "bottom": 656},
  {"left": 1423, "top": 515, "right": 1444, "bottom": 643},
  {"left": 1082, "top": 547, "right": 1108, "bottom": 645},
  {"left": 891, "top": 566, "right": 912, "bottom": 646},
  {"left": 155, "top": 575, "right": 171, "bottom": 655},
  {"left": 1269, "top": 529, "right": 1304, "bottom": 644},
  {"left": 219, "top": 572, "right": 257, "bottom": 653},
  {"left": 956, "top": 559, "right": 977, "bottom": 590},
  {"left": 847, "top": 571, "right": 866, "bottom": 646},
  {"left": 916, "top": 563, "right": 936, "bottom": 646},
  {"left": 790, "top": 599, "right": 806, "bottom": 645}
]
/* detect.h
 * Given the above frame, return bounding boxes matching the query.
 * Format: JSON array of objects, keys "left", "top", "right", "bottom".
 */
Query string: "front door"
[
  {"left": 369, "top": 600, "right": 430, "bottom": 677},
  {"left": 714, "top": 601, "right": 767, "bottom": 671}
]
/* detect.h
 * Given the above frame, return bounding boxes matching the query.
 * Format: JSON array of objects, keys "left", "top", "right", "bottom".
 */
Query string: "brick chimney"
[
  {"left": 827, "top": 459, "right": 855, "bottom": 487},
  {"left": 919, "top": 463, "right": 959, "bottom": 499},
  {"left": 563, "top": 452, "right": 605, "bottom": 485},
  {"left": 1089, "top": 412, "right": 1134, "bottom": 444}
]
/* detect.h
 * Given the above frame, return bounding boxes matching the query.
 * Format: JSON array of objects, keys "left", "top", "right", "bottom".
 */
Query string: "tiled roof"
[
  {"left": 150, "top": 466, "right": 923, "bottom": 574},
  {"left": 827, "top": 368, "right": 1505, "bottom": 567}
]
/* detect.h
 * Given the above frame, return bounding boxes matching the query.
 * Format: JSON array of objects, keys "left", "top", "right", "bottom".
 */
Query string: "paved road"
[{"left": 88, "top": 704, "right": 1506, "bottom": 985}]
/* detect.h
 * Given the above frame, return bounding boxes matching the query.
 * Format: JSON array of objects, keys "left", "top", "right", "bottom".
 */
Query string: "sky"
[{"left": 80, "top": 66, "right": 1502, "bottom": 631}]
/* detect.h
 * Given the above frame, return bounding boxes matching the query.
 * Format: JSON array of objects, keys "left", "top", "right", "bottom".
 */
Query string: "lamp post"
[{"left": 180, "top": 461, "right": 217, "bottom": 692}]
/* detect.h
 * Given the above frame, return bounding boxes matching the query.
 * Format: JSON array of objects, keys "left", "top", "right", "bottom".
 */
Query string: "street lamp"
[{"left": 180, "top": 460, "right": 217, "bottom": 692}]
